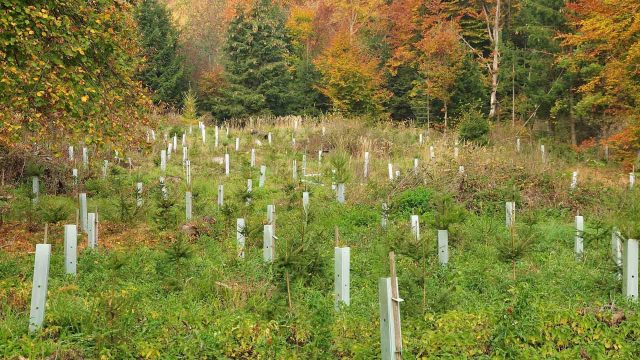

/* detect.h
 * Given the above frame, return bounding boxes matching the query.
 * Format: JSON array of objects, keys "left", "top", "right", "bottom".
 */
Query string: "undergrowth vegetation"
[{"left": 0, "top": 117, "right": 639, "bottom": 358}]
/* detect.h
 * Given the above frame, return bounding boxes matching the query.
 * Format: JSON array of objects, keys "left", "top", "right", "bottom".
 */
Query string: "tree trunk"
[
  {"left": 444, "top": 101, "right": 448, "bottom": 129},
  {"left": 489, "top": 0, "right": 501, "bottom": 119},
  {"left": 569, "top": 90, "right": 576, "bottom": 146},
  {"left": 512, "top": 58, "right": 516, "bottom": 127}
]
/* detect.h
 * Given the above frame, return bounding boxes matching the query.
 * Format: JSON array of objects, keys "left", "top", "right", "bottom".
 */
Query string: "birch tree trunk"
[{"left": 489, "top": 0, "right": 501, "bottom": 119}]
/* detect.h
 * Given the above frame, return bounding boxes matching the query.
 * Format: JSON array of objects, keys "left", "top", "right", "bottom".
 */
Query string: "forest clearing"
[{"left": 2, "top": 0, "right": 640, "bottom": 358}]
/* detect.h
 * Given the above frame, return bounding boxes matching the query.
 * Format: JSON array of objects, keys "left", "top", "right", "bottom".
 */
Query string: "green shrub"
[
  {"left": 392, "top": 187, "right": 433, "bottom": 217},
  {"left": 458, "top": 107, "right": 489, "bottom": 145},
  {"left": 330, "top": 150, "right": 351, "bottom": 184},
  {"left": 85, "top": 178, "right": 110, "bottom": 197},
  {"left": 168, "top": 125, "right": 183, "bottom": 138},
  {"left": 39, "top": 197, "right": 72, "bottom": 224},
  {"left": 431, "top": 193, "right": 466, "bottom": 230},
  {"left": 24, "top": 162, "right": 45, "bottom": 177}
]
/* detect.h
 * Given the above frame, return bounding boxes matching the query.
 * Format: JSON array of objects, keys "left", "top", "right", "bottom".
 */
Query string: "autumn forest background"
[{"left": 2, "top": 0, "right": 640, "bottom": 157}]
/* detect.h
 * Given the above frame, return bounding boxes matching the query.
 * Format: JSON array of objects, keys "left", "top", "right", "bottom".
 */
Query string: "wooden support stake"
[{"left": 389, "top": 252, "right": 403, "bottom": 359}]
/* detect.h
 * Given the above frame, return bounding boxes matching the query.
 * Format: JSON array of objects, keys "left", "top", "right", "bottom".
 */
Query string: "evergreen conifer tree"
[
  {"left": 182, "top": 88, "right": 198, "bottom": 126},
  {"left": 217, "top": 0, "right": 293, "bottom": 117},
  {"left": 136, "top": 0, "right": 188, "bottom": 107}
]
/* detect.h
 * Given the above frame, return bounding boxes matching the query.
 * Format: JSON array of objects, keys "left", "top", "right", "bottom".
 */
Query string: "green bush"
[
  {"left": 39, "top": 196, "right": 72, "bottom": 224},
  {"left": 431, "top": 193, "right": 466, "bottom": 230},
  {"left": 392, "top": 187, "right": 433, "bottom": 217},
  {"left": 458, "top": 107, "right": 489, "bottom": 145}
]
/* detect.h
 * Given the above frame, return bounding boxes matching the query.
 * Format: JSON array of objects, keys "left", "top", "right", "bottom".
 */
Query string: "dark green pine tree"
[
  {"left": 500, "top": 0, "right": 567, "bottom": 124},
  {"left": 136, "top": 0, "right": 188, "bottom": 107},
  {"left": 219, "top": 0, "right": 293, "bottom": 117}
]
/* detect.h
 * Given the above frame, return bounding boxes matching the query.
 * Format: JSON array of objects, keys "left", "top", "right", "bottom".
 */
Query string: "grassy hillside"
[{"left": 1, "top": 117, "right": 639, "bottom": 358}]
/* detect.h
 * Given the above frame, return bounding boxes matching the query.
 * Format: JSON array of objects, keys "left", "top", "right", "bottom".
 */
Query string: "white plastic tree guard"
[
  {"left": 160, "top": 150, "right": 167, "bottom": 172},
  {"left": 292, "top": 159, "right": 298, "bottom": 180},
  {"left": 64, "top": 224, "right": 77, "bottom": 275},
  {"left": 336, "top": 183, "right": 345, "bottom": 204},
  {"left": 381, "top": 203, "right": 389, "bottom": 228},
  {"left": 32, "top": 176, "right": 39, "bottom": 204},
  {"left": 364, "top": 152, "right": 370, "bottom": 178},
  {"left": 505, "top": 202, "right": 515, "bottom": 228},
  {"left": 79, "top": 193, "right": 88, "bottom": 233},
  {"left": 87, "top": 212, "right": 97, "bottom": 249},
  {"left": 612, "top": 229, "right": 623, "bottom": 268},
  {"left": 575, "top": 215, "right": 584, "bottom": 256},
  {"left": 185, "top": 191, "right": 192, "bottom": 221},
  {"left": 302, "top": 191, "right": 310, "bottom": 213},
  {"left": 259, "top": 165, "right": 267, "bottom": 187},
  {"left": 263, "top": 224, "right": 274, "bottom": 263},
  {"left": 410, "top": 215, "right": 420, "bottom": 241},
  {"left": 29, "top": 244, "right": 51, "bottom": 333},
  {"left": 334, "top": 247, "right": 350, "bottom": 308},
  {"left": 570, "top": 171, "right": 578, "bottom": 190},
  {"left": 623, "top": 239, "right": 638, "bottom": 300},
  {"left": 237, "top": 218, "right": 246, "bottom": 259},
  {"left": 136, "top": 182, "right": 142, "bottom": 207},
  {"left": 267, "top": 204, "right": 275, "bottom": 225},
  {"left": 438, "top": 229, "right": 449, "bottom": 266},
  {"left": 217, "top": 185, "right": 224, "bottom": 208},
  {"left": 379, "top": 278, "right": 397, "bottom": 360},
  {"left": 82, "top": 147, "right": 88, "bottom": 168}
]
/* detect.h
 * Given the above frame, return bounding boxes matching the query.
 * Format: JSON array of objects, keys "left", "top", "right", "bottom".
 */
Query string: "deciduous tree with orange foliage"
[
  {"left": 385, "top": 0, "right": 467, "bottom": 127},
  {"left": 315, "top": 33, "right": 390, "bottom": 116},
  {"left": 562, "top": 0, "right": 640, "bottom": 165}
]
